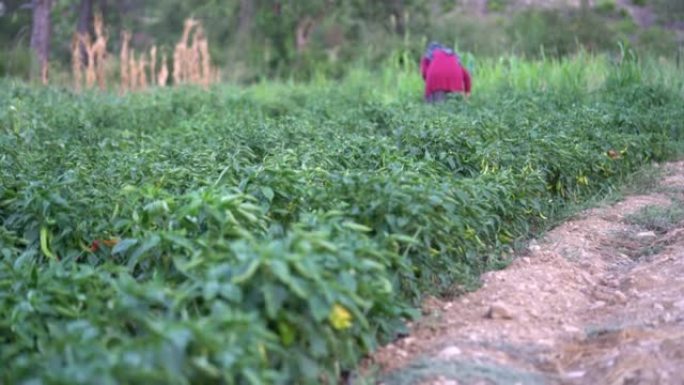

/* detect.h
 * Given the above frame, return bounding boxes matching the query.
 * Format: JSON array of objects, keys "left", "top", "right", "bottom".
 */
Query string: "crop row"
[{"left": 1, "top": 59, "right": 683, "bottom": 384}]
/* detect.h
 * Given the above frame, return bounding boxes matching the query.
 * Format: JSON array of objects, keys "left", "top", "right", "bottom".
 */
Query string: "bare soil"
[{"left": 369, "top": 161, "right": 684, "bottom": 385}]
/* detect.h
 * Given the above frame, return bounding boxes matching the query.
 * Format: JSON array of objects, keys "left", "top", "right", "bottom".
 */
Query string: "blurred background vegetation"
[{"left": 1, "top": 0, "right": 683, "bottom": 83}]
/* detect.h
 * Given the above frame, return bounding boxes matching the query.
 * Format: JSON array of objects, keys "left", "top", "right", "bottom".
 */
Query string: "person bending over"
[{"left": 420, "top": 42, "right": 471, "bottom": 103}]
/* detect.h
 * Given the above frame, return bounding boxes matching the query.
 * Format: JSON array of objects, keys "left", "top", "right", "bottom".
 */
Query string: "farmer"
[{"left": 420, "top": 42, "right": 471, "bottom": 103}]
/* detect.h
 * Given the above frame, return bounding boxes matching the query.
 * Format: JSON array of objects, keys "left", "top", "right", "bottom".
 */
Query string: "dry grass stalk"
[
  {"left": 197, "top": 27, "right": 212, "bottom": 87},
  {"left": 158, "top": 53, "right": 169, "bottom": 86},
  {"left": 70, "top": 15, "right": 217, "bottom": 92},
  {"left": 137, "top": 52, "right": 148, "bottom": 90},
  {"left": 159, "top": 53, "right": 169, "bottom": 86},
  {"left": 93, "top": 13, "right": 108, "bottom": 90},
  {"left": 189, "top": 27, "right": 202, "bottom": 84},
  {"left": 213, "top": 68, "right": 221, "bottom": 84},
  {"left": 72, "top": 12, "right": 108, "bottom": 91},
  {"left": 172, "top": 44, "right": 182, "bottom": 85},
  {"left": 40, "top": 60, "right": 49, "bottom": 85},
  {"left": 120, "top": 30, "right": 131, "bottom": 93},
  {"left": 150, "top": 46, "right": 157, "bottom": 86},
  {"left": 171, "top": 18, "right": 217, "bottom": 87},
  {"left": 173, "top": 18, "right": 197, "bottom": 85},
  {"left": 71, "top": 33, "right": 83, "bottom": 91},
  {"left": 129, "top": 51, "right": 138, "bottom": 91},
  {"left": 82, "top": 34, "right": 97, "bottom": 88}
]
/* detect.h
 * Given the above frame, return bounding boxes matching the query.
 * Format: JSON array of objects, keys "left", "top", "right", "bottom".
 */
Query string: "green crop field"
[{"left": 1, "top": 53, "right": 683, "bottom": 384}]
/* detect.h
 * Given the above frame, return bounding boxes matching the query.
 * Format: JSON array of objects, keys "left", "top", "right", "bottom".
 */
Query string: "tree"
[
  {"left": 257, "top": 0, "right": 331, "bottom": 60},
  {"left": 390, "top": 0, "right": 405, "bottom": 35},
  {"left": 76, "top": 0, "right": 94, "bottom": 66},
  {"left": 30, "top": 0, "right": 53, "bottom": 83},
  {"left": 237, "top": 0, "right": 254, "bottom": 46}
]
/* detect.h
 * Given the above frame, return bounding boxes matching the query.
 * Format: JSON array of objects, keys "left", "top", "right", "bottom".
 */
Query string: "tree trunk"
[
  {"left": 30, "top": 0, "right": 53, "bottom": 84},
  {"left": 294, "top": 1, "right": 333, "bottom": 54},
  {"left": 237, "top": 0, "right": 254, "bottom": 44},
  {"left": 295, "top": 16, "right": 315, "bottom": 53},
  {"left": 76, "top": 0, "right": 94, "bottom": 67},
  {"left": 580, "top": 0, "right": 591, "bottom": 11},
  {"left": 391, "top": 0, "right": 405, "bottom": 35}
]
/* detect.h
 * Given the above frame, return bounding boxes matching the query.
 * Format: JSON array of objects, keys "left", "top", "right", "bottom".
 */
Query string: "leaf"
[
  {"left": 309, "top": 295, "right": 329, "bottom": 322},
  {"left": 342, "top": 221, "right": 372, "bottom": 232},
  {"left": 309, "top": 331, "right": 328, "bottom": 357},
  {"left": 49, "top": 193, "right": 69, "bottom": 208},
  {"left": 219, "top": 283, "right": 243, "bottom": 302},
  {"left": 312, "top": 239, "right": 338, "bottom": 252},
  {"left": 162, "top": 233, "right": 194, "bottom": 251},
  {"left": 389, "top": 233, "right": 420, "bottom": 245},
  {"left": 143, "top": 200, "right": 169, "bottom": 215},
  {"left": 232, "top": 259, "right": 261, "bottom": 284},
  {"left": 203, "top": 280, "right": 220, "bottom": 300},
  {"left": 339, "top": 271, "right": 357, "bottom": 291},
  {"left": 277, "top": 321, "right": 296, "bottom": 346},
  {"left": 15, "top": 248, "right": 37, "bottom": 269},
  {"left": 261, "top": 186, "right": 275, "bottom": 202},
  {"left": 192, "top": 356, "right": 220, "bottom": 378},
  {"left": 262, "top": 283, "right": 284, "bottom": 318},
  {"left": 270, "top": 260, "right": 307, "bottom": 298},
  {"left": 112, "top": 238, "right": 138, "bottom": 255},
  {"left": 237, "top": 208, "right": 259, "bottom": 223},
  {"left": 242, "top": 368, "right": 263, "bottom": 385},
  {"left": 298, "top": 354, "right": 320, "bottom": 380},
  {"left": 127, "top": 235, "right": 161, "bottom": 270},
  {"left": 167, "top": 327, "right": 192, "bottom": 350}
]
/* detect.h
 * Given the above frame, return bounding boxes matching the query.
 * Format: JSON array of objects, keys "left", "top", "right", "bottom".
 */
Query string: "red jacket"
[{"left": 420, "top": 50, "right": 471, "bottom": 97}]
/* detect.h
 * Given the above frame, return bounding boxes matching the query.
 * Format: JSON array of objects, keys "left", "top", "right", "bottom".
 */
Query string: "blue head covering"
[{"left": 424, "top": 41, "right": 458, "bottom": 61}]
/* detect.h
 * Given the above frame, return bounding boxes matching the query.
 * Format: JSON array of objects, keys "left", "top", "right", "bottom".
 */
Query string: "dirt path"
[{"left": 369, "top": 161, "right": 684, "bottom": 385}]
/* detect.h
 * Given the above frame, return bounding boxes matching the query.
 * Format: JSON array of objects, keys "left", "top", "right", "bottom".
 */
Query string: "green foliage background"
[{"left": 1, "top": 0, "right": 683, "bottom": 81}]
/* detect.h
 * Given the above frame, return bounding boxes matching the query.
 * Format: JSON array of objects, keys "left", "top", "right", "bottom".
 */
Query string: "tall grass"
[{"left": 259, "top": 50, "right": 683, "bottom": 105}]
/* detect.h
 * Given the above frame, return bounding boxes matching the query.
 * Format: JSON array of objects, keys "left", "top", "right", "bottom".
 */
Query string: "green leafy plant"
[{"left": 1, "top": 53, "right": 683, "bottom": 384}]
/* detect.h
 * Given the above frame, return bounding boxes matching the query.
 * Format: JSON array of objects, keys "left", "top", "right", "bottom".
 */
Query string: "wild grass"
[
  {"left": 69, "top": 16, "right": 217, "bottom": 93},
  {"left": 626, "top": 204, "right": 684, "bottom": 233}
]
